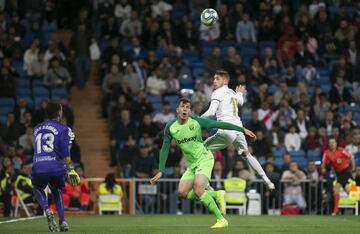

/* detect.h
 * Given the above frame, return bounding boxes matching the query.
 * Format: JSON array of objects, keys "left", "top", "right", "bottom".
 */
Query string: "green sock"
[
  {"left": 186, "top": 189, "right": 197, "bottom": 201},
  {"left": 199, "top": 191, "right": 223, "bottom": 220},
  {"left": 207, "top": 190, "right": 218, "bottom": 199}
]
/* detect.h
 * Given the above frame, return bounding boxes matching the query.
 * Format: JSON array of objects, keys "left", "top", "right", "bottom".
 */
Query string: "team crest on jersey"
[{"left": 189, "top": 124, "right": 194, "bottom": 130}]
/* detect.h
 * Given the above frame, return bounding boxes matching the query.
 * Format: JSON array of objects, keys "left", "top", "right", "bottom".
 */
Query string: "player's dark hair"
[
  {"left": 177, "top": 97, "right": 192, "bottom": 107},
  {"left": 45, "top": 102, "right": 62, "bottom": 120},
  {"left": 105, "top": 173, "right": 116, "bottom": 193},
  {"left": 215, "top": 69, "right": 230, "bottom": 80},
  {"left": 328, "top": 135, "right": 336, "bottom": 141}
]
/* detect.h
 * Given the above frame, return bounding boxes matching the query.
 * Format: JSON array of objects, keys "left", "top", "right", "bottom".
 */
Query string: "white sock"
[{"left": 246, "top": 153, "right": 271, "bottom": 184}]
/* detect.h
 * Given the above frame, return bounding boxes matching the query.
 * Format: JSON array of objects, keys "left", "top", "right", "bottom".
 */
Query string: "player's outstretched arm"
[
  {"left": 194, "top": 116, "right": 244, "bottom": 131},
  {"left": 235, "top": 85, "right": 246, "bottom": 106},
  {"left": 151, "top": 122, "right": 172, "bottom": 184},
  {"left": 201, "top": 99, "right": 220, "bottom": 118}
]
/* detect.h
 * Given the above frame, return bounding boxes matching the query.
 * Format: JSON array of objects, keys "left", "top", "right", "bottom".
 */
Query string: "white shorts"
[{"left": 204, "top": 129, "right": 248, "bottom": 154}]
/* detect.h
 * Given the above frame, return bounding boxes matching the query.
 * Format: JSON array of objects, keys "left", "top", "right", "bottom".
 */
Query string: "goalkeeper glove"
[
  {"left": 68, "top": 128, "right": 75, "bottom": 144},
  {"left": 66, "top": 164, "right": 80, "bottom": 186}
]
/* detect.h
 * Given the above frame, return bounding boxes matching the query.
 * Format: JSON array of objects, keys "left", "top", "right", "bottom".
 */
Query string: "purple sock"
[
  {"left": 32, "top": 187, "right": 49, "bottom": 210},
  {"left": 51, "top": 188, "right": 65, "bottom": 223}
]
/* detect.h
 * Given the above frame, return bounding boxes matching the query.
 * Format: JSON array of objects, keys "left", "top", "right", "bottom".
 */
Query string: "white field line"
[{"left": 0, "top": 216, "right": 43, "bottom": 224}]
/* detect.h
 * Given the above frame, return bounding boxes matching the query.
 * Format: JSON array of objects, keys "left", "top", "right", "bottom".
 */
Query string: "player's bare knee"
[
  {"left": 177, "top": 188, "right": 188, "bottom": 198},
  {"left": 193, "top": 185, "right": 205, "bottom": 197}
]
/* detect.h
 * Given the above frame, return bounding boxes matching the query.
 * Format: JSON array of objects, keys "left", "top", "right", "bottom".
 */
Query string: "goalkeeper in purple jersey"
[{"left": 31, "top": 102, "right": 80, "bottom": 232}]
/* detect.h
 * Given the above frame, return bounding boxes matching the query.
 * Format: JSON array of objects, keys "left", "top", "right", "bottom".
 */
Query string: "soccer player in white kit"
[{"left": 202, "top": 70, "right": 275, "bottom": 190}]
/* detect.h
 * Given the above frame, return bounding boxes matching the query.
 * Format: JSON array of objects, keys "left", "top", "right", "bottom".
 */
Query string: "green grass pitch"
[{"left": 1, "top": 215, "right": 360, "bottom": 234}]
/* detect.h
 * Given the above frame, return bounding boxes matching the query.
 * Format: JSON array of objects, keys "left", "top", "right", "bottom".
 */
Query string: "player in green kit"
[{"left": 150, "top": 98, "right": 256, "bottom": 228}]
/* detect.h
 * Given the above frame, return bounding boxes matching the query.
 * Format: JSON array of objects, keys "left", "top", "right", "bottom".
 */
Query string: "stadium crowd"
[{"left": 1, "top": 0, "right": 360, "bottom": 216}]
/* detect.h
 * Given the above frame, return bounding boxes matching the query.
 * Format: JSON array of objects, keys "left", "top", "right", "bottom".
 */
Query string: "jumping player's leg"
[
  {"left": 233, "top": 133, "right": 274, "bottom": 190},
  {"left": 178, "top": 169, "right": 195, "bottom": 200},
  {"left": 333, "top": 170, "right": 352, "bottom": 215}
]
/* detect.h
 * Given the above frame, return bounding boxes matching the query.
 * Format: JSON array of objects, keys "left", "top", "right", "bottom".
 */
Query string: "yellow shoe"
[
  {"left": 216, "top": 190, "right": 226, "bottom": 215},
  {"left": 211, "top": 218, "right": 228, "bottom": 228}
]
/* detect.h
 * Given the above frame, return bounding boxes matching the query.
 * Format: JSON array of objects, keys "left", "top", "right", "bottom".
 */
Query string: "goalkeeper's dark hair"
[
  {"left": 215, "top": 69, "right": 230, "bottom": 80},
  {"left": 177, "top": 97, "right": 192, "bottom": 107},
  {"left": 45, "top": 102, "right": 62, "bottom": 120},
  {"left": 105, "top": 173, "right": 116, "bottom": 193}
]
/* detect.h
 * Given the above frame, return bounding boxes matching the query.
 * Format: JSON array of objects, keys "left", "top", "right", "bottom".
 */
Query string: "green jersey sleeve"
[
  {"left": 158, "top": 121, "right": 174, "bottom": 173},
  {"left": 192, "top": 116, "right": 244, "bottom": 132}
]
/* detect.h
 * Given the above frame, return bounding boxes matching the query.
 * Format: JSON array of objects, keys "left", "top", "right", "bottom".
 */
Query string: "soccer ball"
[{"left": 200, "top": 8, "right": 219, "bottom": 26}]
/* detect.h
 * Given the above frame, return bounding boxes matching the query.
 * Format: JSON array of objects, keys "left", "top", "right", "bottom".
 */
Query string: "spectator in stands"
[
  {"left": 98, "top": 173, "right": 123, "bottom": 197},
  {"left": 264, "top": 162, "right": 280, "bottom": 185},
  {"left": 227, "top": 160, "right": 255, "bottom": 181},
  {"left": 103, "top": 65, "right": 123, "bottom": 96},
  {"left": 2, "top": 58, "right": 18, "bottom": 77},
  {"left": 120, "top": 10, "right": 142, "bottom": 39},
  {"left": 152, "top": 101, "right": 175, "bottom": 125},
  {"left": 127, "top": 37, "right": 147, "bottom": 62},
  {"left": 122, "top": 63, "right": 143, "bottom": 95},
  {"left": 251, "top": 131, "right": 271, "bottom": 159},
  {"left": 211, "top": 161, "right": 226, "bottom": 190},
  {"left": 346, "top": 133, "right": 360, "bottom": 155},
  {"left": 110, "top": 109, "right": 138, "bottom": 144},
  {"left": 236, "top": 13, "right": 256, "bottom": 44},
  {"left": 281, "top": 161, "right": 307, "bottom": 209},
  {"left": 294, "top": 109, "right": 310, "bottom": 141},
  {"left": 6, "top": 145, "right": 22, "bottom": 170},
  {"left": 109, "top": 95, "right": 130, "bottom": 122},
  {"left": 118, "top": 137, "right": 139, "bottom": 177},
  {"left": 329, "top": 76, "right": 353, "bottom": 109},
  {"left": 306, "top": 160, "right": 320, "bottom": 182},
  {"left": 246, "top": 110, "right": 267, "bottom": 133},
  {"left": 18, "top": 127, "right": 34, "bottom": 155},
  {"left": 146, "top": 66, "right": 166, "bottom": 96},
  {"left": 0, "top": 113, "right": 22, "bottom": 145},
  {"left": 101, "top": 16, "right": 119, "bottom": 40},
  {"left": 151, "top": 0, "right": 173, "bottom": 18},
  {"left": 274, "top": 100, "right": 296, "bottom": 131},
  {"left": 300, "top": 60, "right": 319, "bottom": 83},
  {"left": 14, "top": 163, "right": 33, "bottom": 206},
  {"left": 267, "top": 121, "right": 285, "bottom": 150},
  {"left": 63, "top": 180, "right": 90, "bottom": 210},
  {"left": 294, "top": 40, "right": 314, "bottom": 67},
  {"left": 204, "top": 47, "right": 223, "bottom": 75},
  {"left": 249, "top": 57, "right": 267, "bottom": 85},
  {"left": 0, "top": 157, "right": 16, "bottom": 217},
  {"left": 0, "top": 67, "right": 15, "bottom": 97},
  {"left": 132, "top": 138, "right": 156, "bottom": 178},
  {"left": 164, "top": 71, "right": 179, "bottom": 95},
  {"left": 257, "top": 101, "right": 275, "bottom": 131},
  {"left": 222, "top": 145, "right": 237, "bottom": 175},
  {"left": 285, "top": 125, "right": 302, "bottom": 152},
  {"left": 44, "top": 58, "right": 72, "bottom": 87},
  {"left": 304, "top": 127, "right": 321, "bottom": 150},
  {"left": 114, "top": 0, "right": 132, "bottom": 20},
  {"left": 191, "top": 83, "right": 209, "bottom": 115},
  {"left": 69, "top": 23, "right": 91, "bottom": 88},
  {"left": 199, "top": 19, "right": 220, "bottom": 42},
  {"left": 274, "top": 81, "right": 289, "bottom": 106},
  {"left": 23, "top": 39, "right": 39, "bottom": 72},
  {"left": 165, "top": 140, "right": 182, "bottom": 169},
  {"left": 14, "top": 98, "right": 32, "bottom": 124},
  {"left": 280, "top": 154, "right": 292, "bottom": 173},
  {"left": 313, "top": 93, "right": 330, "bottom": 123},
  {"left": 138, "top": 114, "right": 159, "bottom": 138},
  {"left": 28, "top": 50, "right": 47, "bottom": 80},
  {"left": 101, "top": 38, "right": 124, "bottom": 70},
  {"left": 131, "top": 92, "right": 154, "bottom": 122},
  {"left": 178, "top": 18, "right": 198, "bottom": 49},
  {"left": 321, "top": 111, "right": 339, "bottom": 136}
]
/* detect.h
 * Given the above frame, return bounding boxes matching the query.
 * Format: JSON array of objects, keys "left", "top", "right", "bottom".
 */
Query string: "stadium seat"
[
  {"left": 32, "top": 79, "right": 45, "bottom": 88},
  {"left": 219, "top": 40, "right": 237, "bottom": 48},
  {"left": 98, "top": 194, "right": 122, "bottom": 215},
  {"left": 34, "top": 97, "right": 49, "bottom": 108},
  {"left": 0, "top": 97, "right": 15, "bottom": 107},
  {"left": 33, "top": 87, "right": 50, "bottom": 98},
  {"left": 0, "top": 106, "right": 14, "bottom": 116},
  {"left": 51, "top": 87, "right": 68, "bottom": 99},
  {"left": 179, "top": 75, "right": 194, "bottom": 89},
  {"left": 307, "top": 150, "right": 321, "bottom": 161},
  {"left": 192, "top": 67, "right": 204, "bottom": 80},
  {"left": 147, "top": 96, "right": 162, "bottom": 104},
  {"left": 0, "top": 116, "right": 6, "bottom": 124},
  {"left": 224, "top": 177, "right": 247, "bottom": 215},
  {"left": 17, "top": 96, "right": 34, "bottom": 108},
  {"left": 241, "top": 112, "right": 251, "bottom": 124},
  {"left": 164, "top": 95, "right": 179, "bottom": 104},
  {"left": 289, "top": 150, "right": 306, "bottom": 160},
  {"left": 239, "top": 48, "right": 258, "bottom": 58},
  {"left": 272, "top": 148, "right": 286, "bottom": 158},
  {"left": 239, "top": 41, "right": 257, "bottom": 50},
  {"left": 16, "top": 79, "right": 30, "bottom": 88},
  {"left": 17, "top": 88, "right": 32, "bottom": 96}
]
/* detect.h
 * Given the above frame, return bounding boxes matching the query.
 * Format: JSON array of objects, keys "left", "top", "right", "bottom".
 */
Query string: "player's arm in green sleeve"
[
  {"left": 158, "top": 122, "right": 173, "bottom": 173},
  {"left": 193, "top": 116, "right": 244, "bottom": 132}
]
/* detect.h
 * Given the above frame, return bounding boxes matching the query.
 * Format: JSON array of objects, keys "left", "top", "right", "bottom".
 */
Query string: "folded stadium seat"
[
  {"left": 171, "top": 9, "right": 187, "bottom": 24},
  {"left": 294, "top": 158, "right": 307, "bottom": 169},
  {"left": 289, "top": 150, "right": 306, "bottom": 162},
  {"left": 320, "top": 84, "right": 331, "bottom": 93},
  {"left": 192, "top": 67, "right": 204, "bottom": 80},
  {"left": 16, "top": 88, "right": 32, "bottom": 97},
  {"left": 274, "top": 158, "right": 283, "bottom": 168},
  {"left": 179, "top": 75, "right": 194, "bottom": 89},
  {"left": 267, "top": 85, "right": 278, "bottom": 94},
  {"left": 0, "top": 116, "right": 6, "bottom": 124},
  {"left": 16, "top": 79, "right": 30, "bottom": 88},
  {"left": 345, "top": 105, "right": 360, "bottom": 114},
  {"left": 353, "top": 113, "right": 360, "bottom": 123},
  {"left": 190, "top": 61, "right": 204, "bottom": 69},
  {"left": 31, "top": 79, "right": 45, "bottom": 88},
  {"left": 152, "top": 103, "right": 163, "bottom": 114},
  {"left": 272, "top": 148, "right": 286, "bottom": 158},
  {"left": 201, "top": 47, "right": 214, "bottom": 57},
  {"left": 239, "top": 47, "right": 258, "bottom": 58},
  {"left": 12, "top": 59, "right": 26, "bottom": 77},
  {"left": 164, "top": 95, "right": 179, "bottom": 104},
  {"left": 182, "top": 50, "right": 199, "bottom": 59},
  {"left": 147, "top": 95, "right": 162, "bottom": 104},
  {"left": 328, "top": 6, "right": 339, "bottom": 19},
  {"left": 239, "top": 41, "right": 257, "bottom": 50},
  {"left": 307, "top": 149, "right": 321, "bottom": 161},
  {"left": 348, "top": 6, "right": 358, "bottom": 18},
  {"left": 0, "top": 97, "right": 15, "bottom": 107},
  {"left": 0, "top": 106, "right": 14, "bottom": 116},
  {"left": 200, "top": 41, "right": 218, "bottom": 48},
  {"left": 51, "top": 87, "right": 68, "bottom": 99},
  {"left": 219, "top": 40, "right": 237, "bottom": 48},
  {"left": 33, "top": 87, "right": 50, "bottom": 98}
]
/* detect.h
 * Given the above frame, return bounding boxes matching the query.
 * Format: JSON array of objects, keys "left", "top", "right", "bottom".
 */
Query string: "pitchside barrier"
[{"left": 83, "top": 178, "right": 340, "bottom": 215}]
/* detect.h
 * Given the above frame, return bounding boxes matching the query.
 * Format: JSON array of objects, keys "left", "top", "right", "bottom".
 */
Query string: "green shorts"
[{"left": 180, "top": 152, "right": 214, "bottom": 181}]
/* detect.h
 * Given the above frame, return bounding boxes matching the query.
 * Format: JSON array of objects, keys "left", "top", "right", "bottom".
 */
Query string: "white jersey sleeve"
[{"left": 201, "top": 89, "right": 223, "bottom": 118}]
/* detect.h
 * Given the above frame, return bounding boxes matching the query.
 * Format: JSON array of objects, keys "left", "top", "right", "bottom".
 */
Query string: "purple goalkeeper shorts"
[{"left": 31, "top": 172, "right": 67, "bottom": 190}]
